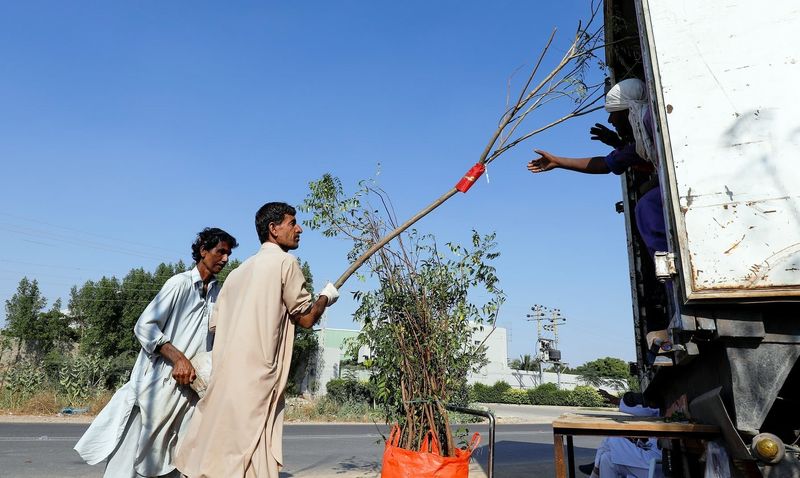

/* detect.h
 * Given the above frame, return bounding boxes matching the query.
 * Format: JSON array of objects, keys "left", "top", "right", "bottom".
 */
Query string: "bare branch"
[
  {"left": 334, "top": 5, "right": 607, "bottom": 290},
  {"left": 487, "top": 101, "right": 604, "bottom": 162}
]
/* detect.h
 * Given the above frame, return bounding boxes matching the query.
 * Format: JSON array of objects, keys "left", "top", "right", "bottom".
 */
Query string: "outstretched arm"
[{"left": 527, "top": 149, "right": 610, "bottom": 175}]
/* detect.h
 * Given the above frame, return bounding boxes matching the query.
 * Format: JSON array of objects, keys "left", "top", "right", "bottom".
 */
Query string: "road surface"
[{"left": 0, "top": 421, "right": 603, "bottom": 477}]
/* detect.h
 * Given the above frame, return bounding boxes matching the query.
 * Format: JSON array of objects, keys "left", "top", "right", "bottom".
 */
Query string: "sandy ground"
[{"left": 0, "top": 412, "right": 95, "bottom": 423}]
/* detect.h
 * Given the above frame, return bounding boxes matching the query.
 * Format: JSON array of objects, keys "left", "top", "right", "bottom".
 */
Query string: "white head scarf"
[{"left": 605, "top": 78, "right": 657, "bottom": 165}]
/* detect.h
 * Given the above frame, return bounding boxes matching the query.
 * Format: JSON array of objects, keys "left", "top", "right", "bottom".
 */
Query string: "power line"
[
  {"left": 0, "top": 269, "right": 190, "bottom": 290},
  {"left": 2, "top": 275, "right": 230, "bottom": 295},
  {"left": 0, "top": 259, "right": 120, "bottom": 275},
  {"left": 0, "top": 212, "right": 184, "bottom": 256},
  {"left": 0, "top": 268, "right": 106, "bottom": 282},
  {"left": 69, "top": 298, "right": 155, "bottom": 304},
  {"left": 1, "top": 224, "right": 176, "bottom": 261}
]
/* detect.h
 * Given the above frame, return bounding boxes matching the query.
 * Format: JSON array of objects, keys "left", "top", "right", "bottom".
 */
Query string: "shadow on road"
[
  {"left": 331, "top": 455, "right": 382, "bottom": 475},
  {"left": 283, "top": 455, "right": 381, "bottom": 477},
  {"left": 471, "top": 440, "right": 598, "bottom": 476}
]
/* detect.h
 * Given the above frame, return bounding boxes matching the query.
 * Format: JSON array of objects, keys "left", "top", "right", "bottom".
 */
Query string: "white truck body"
[
  {"left": 604, "top": 0, "right": 800, "bottom": 473},
  {"left": 640, "top": 0, "right": 800, "bottom": 300}
]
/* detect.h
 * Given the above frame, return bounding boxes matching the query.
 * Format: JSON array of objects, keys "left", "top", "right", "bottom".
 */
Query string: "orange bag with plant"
[{"left": 381, "top": 424, "right": 480, "bottom": 478}]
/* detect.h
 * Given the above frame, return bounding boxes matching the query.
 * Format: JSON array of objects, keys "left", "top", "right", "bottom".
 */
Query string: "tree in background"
[
  {"left": 215, "top": 259, "right": 240, "bottom": 283},
  {"left": 36, "top": 299, "right": 75, "bottom": 370},
  {"left": 70, "top": 276, "right": 128, "bottom": 359},
  {"left": 4, "top": 278, "right": 73, "bottom": 361},
  {"left": 1, "top": 258, "right": 266, "bottom": 409},
  {"left": 509, "top": 354, "right": 539, "bottom": 372},
  {"left": 575, "top": 356, "right": 631, "bottom": 389},
  {"left": 543, "top": 364, "right": 577, "bottom": 373},
  {"left": 4, "top": 278, "right": 46, "bottom": 346},
  {"left": 118, "top": 267, "right": 169, "bottom": 354},
  {"left": 70, "top": 262, "right": 193, "bottom": 357},
  {"left": 65, "top": 254, "right": 318, "bottom": 394}
]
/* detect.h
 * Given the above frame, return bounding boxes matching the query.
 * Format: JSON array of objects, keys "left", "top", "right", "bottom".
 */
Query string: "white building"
[
  {"left": 306, "top": 324, "right": 610, "bottom": 396},
  {"left": 468, "top": 324, "right": 587, "bottom": 390},
  {"left": 308, "top": 327, "right": 363, "bottom": 395},
  {"left": 304, "top": 327, "right": 604, "bottom": 395}
]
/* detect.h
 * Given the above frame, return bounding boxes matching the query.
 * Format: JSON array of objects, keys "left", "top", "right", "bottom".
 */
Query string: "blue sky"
[{"left": 0, "top": 1, "right": 636, "bottom": 366}]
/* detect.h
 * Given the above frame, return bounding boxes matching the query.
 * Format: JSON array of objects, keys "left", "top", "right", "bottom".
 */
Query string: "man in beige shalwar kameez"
[{"left": 174, "top": 202, "right": 338, "bottom": 478}]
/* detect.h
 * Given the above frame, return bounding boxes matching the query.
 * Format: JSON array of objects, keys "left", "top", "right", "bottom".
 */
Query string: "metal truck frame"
[{"left": 604, "top": 0, "right": 800, "bottom": 475}]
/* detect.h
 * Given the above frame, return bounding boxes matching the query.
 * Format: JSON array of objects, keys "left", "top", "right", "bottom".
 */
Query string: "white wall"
[
  {"left": 466, "top": 369, "right": 621, "bottom": 392},
  {"left": 310, "top": 346, "right": 340, "bottom": 396},
  {"left": 467, "top": 325, "right": 625, "bottom": 392},
  {"left": 311, "top": 325, "right": 627, "bottom": 395}
]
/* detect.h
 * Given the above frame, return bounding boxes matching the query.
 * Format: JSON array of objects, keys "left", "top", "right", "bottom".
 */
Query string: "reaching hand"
[
  {"left": 527, "top": 150, "right": 560, "bottom": 173},
  {"left": 589, "top": 123, "right": 624, "bottom": 149},
  {"left": 171, "top": 356, "right": 197, "bottom": 386}
]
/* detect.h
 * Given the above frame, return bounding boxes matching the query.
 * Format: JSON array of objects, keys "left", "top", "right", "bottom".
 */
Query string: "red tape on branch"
[{"left": 455, "top": 163, "right": 486, "bottom": 193}]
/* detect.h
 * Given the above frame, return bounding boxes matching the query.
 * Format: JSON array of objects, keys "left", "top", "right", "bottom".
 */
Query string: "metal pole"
[
  {"left": 527, "top": 305, "right": 545, "bottom": 387},
  {"left": 446, "top": 405, "right": 495, "bottom": 478},
  {"left": 538, "top": 317, "right": 543, "bottom": 386},
  {"left": 557, "top": 364, "right": 562, "bottom": 388}
]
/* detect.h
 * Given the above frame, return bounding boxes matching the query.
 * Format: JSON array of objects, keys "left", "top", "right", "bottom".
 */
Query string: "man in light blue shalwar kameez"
[{"left": 75, "top": 227, "right": 237, "bottom": 478}]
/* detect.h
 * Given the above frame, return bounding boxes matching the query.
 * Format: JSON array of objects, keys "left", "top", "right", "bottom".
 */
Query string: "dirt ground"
[{"left": 0, "top": 412, "right": 94, "bottom": 423}]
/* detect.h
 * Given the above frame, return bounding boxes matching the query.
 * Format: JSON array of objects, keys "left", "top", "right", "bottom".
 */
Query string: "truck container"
[{"left": 604, "top": 0, "right": 800, "bottom": 475}]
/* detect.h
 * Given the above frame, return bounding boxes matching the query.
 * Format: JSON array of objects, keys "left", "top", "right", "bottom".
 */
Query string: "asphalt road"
[{"left": 0, "top": 422, "right": 603, "bottom": 477}]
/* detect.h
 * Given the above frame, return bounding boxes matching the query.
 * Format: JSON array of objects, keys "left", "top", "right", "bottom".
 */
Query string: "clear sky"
[{"left": 0, "top": 1, "right": 637, "bottom": 367}]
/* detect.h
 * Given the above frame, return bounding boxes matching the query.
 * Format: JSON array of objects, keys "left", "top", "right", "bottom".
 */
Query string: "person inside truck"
[
  {"left": 580, "top": 391, "right": 663, "bottom": 478},
  {"left": 527, "top": 78, "right": 667, "bottom": 260}
]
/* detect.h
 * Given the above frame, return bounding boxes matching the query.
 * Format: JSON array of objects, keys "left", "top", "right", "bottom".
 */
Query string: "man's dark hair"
[
  {"left": 191, "top": 227, "right": 239, "bottom": 262},
  {"left": 255, "top": 202, "right": 296, "bottom": 244}
]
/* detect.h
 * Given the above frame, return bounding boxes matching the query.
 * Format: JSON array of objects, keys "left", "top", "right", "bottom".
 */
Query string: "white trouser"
[
  {"left": 593, "top": 437, "right": 658, "bottom": 478},
  {"left": 104, "top": 406, "right": 181, "bottom": 478},
  {"left": 597, "top": 451, "right": 650, "bottom": 478}
]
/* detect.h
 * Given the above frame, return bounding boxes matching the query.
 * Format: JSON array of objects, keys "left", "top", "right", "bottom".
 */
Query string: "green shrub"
[
  {"left": 469, "top": 383, "right": 488, "bottom": 402},
  {"left": 526, "top": 382, "right": 572, "bottom": 405},
  {"left": 326, "top": 378, "right": 373, "bottom": 404},
  {"left": 568, "top": 386, "right": 605, "bottom": 407},
  {"left": 500, "top": 389, "right": 529, "bottom": 404},
  {"left": 470, "top": 382, "right": 509, "bottom": 403},
  {"left": 58, "top": 354, "right": 113, "bottom": 406},
  {"left": 3, "top": 361, "right": 47, "bottom": 407},
  {"left": 471, "top": 381, "right": 606, "bottom": 406},
  {"left": 492, "top": 380, "right": 511, "bottom": 393},
  {"left": 449, "top": 382, "right": 471, "bottom": 408}
]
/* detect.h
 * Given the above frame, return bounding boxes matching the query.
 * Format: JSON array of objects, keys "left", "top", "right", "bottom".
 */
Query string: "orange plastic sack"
[{"left": 381, "top": 424, "right": 480, "bottom": 478}]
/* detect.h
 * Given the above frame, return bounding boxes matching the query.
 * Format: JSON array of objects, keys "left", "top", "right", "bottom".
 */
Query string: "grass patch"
[
  {"left": 285, "top": 397, "right": 489, "bottom": 425},
  {"left": 0, "top": 386, "right": 114, "bottom": 416},
  {"left": 447, "top": 409, "right": 488, "bottom": 424},
  {"left": 14, "top": 389, "right": 62, "bottom": 415},
  {"left": 285, "top": 396, "right": 383, "bottom": 423},
  {"left": 85, "top": 389, "right": 115, "bottom": 415}
]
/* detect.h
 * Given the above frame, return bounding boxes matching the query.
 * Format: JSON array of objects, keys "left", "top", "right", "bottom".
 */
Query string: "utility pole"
[
  {"left": 526, "top": 305, "right": 546, "bottom": 386},
  {"left": 527, "top": 304, "right": 568, "bottom": 388}
]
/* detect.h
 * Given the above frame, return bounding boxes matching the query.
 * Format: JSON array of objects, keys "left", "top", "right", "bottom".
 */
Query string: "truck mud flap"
[{"left": 690, "top": 387, "right": 751, "bottom": 461}]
